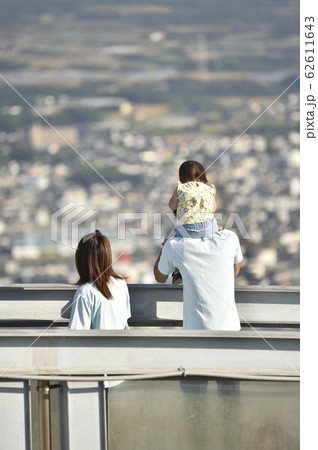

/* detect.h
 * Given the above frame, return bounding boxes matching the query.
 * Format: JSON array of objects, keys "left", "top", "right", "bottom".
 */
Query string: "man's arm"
[
  {"left": 234, "top": 261, "right": 242, "bottom": 277},
  {"left": 154, "top": 249, "right": 169, "bottom": 283},
  {"left": 154, "top": 236, "right": 173, "bottom": 283}
]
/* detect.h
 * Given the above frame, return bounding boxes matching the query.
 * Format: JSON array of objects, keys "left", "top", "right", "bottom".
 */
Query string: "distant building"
[{"left": 29, "top": 124, "right": 79, "bottom": 151}]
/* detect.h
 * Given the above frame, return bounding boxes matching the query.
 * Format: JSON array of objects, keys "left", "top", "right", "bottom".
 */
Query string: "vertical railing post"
[
  {"left": 105, "top": 387, "right": 109, "bottom": 450},
  {"left": 38, "top": 380, "right": 51, "bottom": 450}
]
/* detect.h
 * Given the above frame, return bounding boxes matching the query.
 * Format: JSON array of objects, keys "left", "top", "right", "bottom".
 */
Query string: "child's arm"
[
  {"left": 210, "top": 184, "right": 217, "bottom": 212},
  {"left": 211, "top": 193, "right": 222, "bottom": 229},
  {"left": 168, "top": 187, "right": 178, "bottom": 211},
  {"left": 211, "top": 198, "right": 217, "bottom": 213},
  {"left": 211, "top": 195, "right": 223, "bottom": 230}
]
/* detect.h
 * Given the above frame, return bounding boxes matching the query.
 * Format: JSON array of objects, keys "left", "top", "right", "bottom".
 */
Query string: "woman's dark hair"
[
  {"left": 179, "top": 160, "right": 208, "bottom": 184},
  {"left": 75, "top": 230, "right": 123, "bottom": 299}
]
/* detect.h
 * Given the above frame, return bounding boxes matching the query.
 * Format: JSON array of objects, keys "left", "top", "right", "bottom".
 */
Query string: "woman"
[{"left": 68, "top": 230, "right": 131, "bottom": 330}]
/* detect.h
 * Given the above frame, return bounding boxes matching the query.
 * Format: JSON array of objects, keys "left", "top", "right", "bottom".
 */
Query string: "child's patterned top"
[{"left": 176, "top": 181, "right": 216, "bottom": 225}]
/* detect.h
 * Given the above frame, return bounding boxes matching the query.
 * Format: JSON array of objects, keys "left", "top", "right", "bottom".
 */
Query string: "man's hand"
[{"left": 153, "top": 238, "right": 170, "bottom": 283}]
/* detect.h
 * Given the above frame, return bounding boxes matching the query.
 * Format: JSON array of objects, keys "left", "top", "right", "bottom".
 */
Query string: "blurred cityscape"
[{"left": 0, "top": 0, "right": 299, "bottom": 285}]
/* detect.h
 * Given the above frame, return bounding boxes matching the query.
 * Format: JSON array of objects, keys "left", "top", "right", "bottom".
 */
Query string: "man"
[{"left": 154, "top": 230, "right": 243, "bottom": 330}]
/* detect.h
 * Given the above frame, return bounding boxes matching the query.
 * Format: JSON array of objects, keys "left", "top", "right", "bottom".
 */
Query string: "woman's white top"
[{"left": 68, "top": 278, "right": 131, "bottom": 330}]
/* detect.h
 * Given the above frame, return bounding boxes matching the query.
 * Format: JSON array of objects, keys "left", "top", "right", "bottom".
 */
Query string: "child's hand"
[{"left": 218, "top": 226, "right": 223, "bottom": 231}]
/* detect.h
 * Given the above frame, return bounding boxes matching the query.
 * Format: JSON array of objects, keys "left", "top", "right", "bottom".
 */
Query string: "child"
[{"left": 168, "top": 160, "right": 219, "bottom": 285}]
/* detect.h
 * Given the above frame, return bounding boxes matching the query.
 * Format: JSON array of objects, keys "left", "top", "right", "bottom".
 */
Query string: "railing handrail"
[
  {"left": 0, "top": 283, "right": 300, "bottom": 292},
  {"left": 0, "top": 284, "right": 300, "bottom": 326}
]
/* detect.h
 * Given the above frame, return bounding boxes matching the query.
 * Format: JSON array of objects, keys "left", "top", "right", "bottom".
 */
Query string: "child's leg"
[
  {"left": 210, "top": 217, "right": 219, "bottom": 234},
  {"left": 182, "top": 219, "right": 217, "bottom": 238},
  {"left": 174, "top": 227, "right": 182, "bottom": 237}
]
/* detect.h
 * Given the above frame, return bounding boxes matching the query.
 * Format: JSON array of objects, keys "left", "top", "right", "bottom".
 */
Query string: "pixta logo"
[
  {"left": 51, "top": 203, "right": 97, "bottom": 249},
  {"left": 117, "top": 212, "right": 251, "bottom": 240}
]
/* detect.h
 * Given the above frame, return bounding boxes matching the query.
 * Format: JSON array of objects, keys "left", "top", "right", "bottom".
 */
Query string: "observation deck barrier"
[{"left": 0, "top": 285, "right": 300, "bottom": 450}]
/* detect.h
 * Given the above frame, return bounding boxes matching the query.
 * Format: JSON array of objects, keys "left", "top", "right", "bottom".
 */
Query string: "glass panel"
[{"left": 108, "top": 379, "right": 299, "bottom": 450}]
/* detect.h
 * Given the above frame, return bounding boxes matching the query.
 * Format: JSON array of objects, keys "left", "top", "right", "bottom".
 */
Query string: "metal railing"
[
  {"left": 0, "top": 285, "right": 300, "bottom": 450},
  {"left": 0, "top": 284, "right": 300, "bottom": 327}
]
